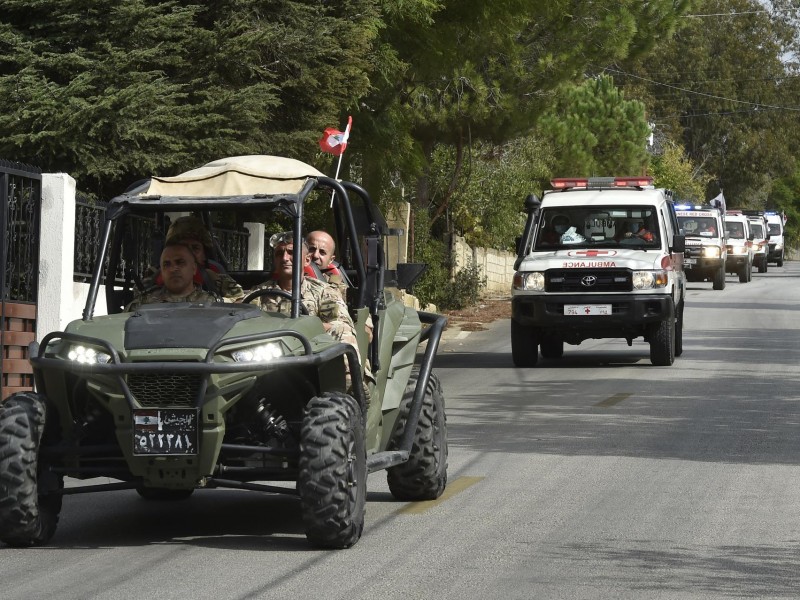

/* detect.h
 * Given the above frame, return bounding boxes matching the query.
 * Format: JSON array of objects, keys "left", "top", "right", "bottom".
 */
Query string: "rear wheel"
[
  {"left": 712, "top": 266, "right": 726, "bottom": 290},
  {"left": 649, "top": 318, "right": 675, "bottom": 366},
  {"left": 0, "top": 392, "right": 63, "bottom": 547},
  {"left": 387, "top": 369, "right": 448, "bottom": 501},
  {"left": 298, "top": 393, "right": 366, "bottom": 549},
  {"left": 511, "top": 321, "right": 538, "bottom": 367},
  {"left": 539, "top": 336, "right": 564, "bottom": 359}
]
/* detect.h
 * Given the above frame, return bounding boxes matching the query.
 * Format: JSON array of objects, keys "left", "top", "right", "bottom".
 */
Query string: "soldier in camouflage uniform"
[
  {"left": 126, "top": 243, "right": 218, "bottom": 311},
  {"left": 133, "top": 215, "right": 245, "bottom": 302},
  {"left": 254, "top": 234, "right": 360, "bottom": 356},
  {"left": 306, "top": 230, "right": 348, "bottom": 297}
]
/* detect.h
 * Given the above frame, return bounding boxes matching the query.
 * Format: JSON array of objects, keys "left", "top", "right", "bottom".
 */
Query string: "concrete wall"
[{"left": 451, "top": 235, "right": 515, "bottom": 296}]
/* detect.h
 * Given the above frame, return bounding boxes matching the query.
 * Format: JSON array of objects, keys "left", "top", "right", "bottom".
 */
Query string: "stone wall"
[{"left": 451, "top": 235, "right": 514, "bottom": 296}]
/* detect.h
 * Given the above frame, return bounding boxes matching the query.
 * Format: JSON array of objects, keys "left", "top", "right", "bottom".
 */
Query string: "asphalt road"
[{"left": 3, "top": 262, "right": 800, "bottom": 599}]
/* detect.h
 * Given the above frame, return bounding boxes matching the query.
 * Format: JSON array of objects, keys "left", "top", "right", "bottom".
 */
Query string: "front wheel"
[
  {"left": 387, "top": 369, "right": 448, "bottom": 501},
  {"left": 738, "top": 266, "right": 748, "bottom": 283},
  {"left": 539, "top": 336, "right": 564, "bottom": 359},
  {"left": 511, "top": 321, "right": 538, "bottom": 367},
  {"left": 712, "top": 266, "right": 726, "bottom": 290},
  {"left": 0, "top": 392, "right": 63, "bottom": 547},
  {"left": 298, "top": 393, "right": 366, "bottom": 549},
  {"left": 777, "top": 253, "right": 784, "bottom": 267},
  {"left": 649, "top": 318, "right": 675, "bottom": 366},
  {"left": 758, "top": 258, "right": 767, "bottom": 273},
  {"left": 674, "top": 302, "right": 684, "bottom": 358}
]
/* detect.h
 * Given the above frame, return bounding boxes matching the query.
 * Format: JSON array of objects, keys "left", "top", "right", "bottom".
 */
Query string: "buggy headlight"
[
  {"left": 513, "top": 272, "right": 545, "bottom": 291},
  {"left": 232, "top": 342, "right": 285, "bottom": 363},
  {"left": 67, "top": 345, "right": 111, "bottom": 364},
  {"left": 632, "top": 270, "right": 668, "bottom": 289},
  {"left": 730, "top": 246, "right": 748, "bottom": 255},
  {"left": 702, "top": 246, "right": 721, "bottom": 258}
]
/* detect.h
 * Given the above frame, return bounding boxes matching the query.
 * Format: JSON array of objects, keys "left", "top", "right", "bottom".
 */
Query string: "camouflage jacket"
[
  {"left": 254, "top": 277, "right": 360, "bottom": 360},
  {"left": 125, "top": 285, "right": 218, "bottom": 311},
  {"left": 137, "top": 264, "right": 244, "bottom": 303}
]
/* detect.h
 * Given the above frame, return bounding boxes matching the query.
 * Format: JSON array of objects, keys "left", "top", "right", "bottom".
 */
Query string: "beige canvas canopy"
[{"left": 143, "top": 155, "right": 326, "bottom": 197}]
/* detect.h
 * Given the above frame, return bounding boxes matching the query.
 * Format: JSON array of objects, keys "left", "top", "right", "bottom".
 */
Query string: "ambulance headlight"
[
  {"left": 513, "top": 272, "right": 545, "bottom": 291},
  {"left": 632, "top": 270, "right": 668, "bottom": 289}
]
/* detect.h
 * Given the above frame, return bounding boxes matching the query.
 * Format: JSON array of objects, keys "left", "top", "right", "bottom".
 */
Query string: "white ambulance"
[
  {"left": 675, "top": 204, "right": 727, "bottom": 290},
  {"left": 723, "top": 211, "right": 754, "bottom": 282},
  {"left": 512, "top": 177, "right": 686, "bottom": 367},
  {"left": 764, "top": 211, "right": 786, "bottom": 267}
]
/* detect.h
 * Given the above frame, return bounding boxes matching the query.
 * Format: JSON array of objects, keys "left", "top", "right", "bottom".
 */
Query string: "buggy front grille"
[{"left": 127, "top": 373, "right": 202, "bottom": 407}]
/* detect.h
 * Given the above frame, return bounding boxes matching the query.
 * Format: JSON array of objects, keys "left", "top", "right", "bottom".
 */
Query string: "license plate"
[
  {"left": 133, "top": 409, "right": 198, "bottom": 455},
  {"left": 564, "top": 304, "right": 612, "bottom": 316},
  {"left": 684, "top": 258, "right": 697, "bottom": 265}
]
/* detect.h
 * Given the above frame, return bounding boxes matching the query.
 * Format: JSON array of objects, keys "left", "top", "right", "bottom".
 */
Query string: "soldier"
[
  {"left": 126, "top": 243, "right": 217, "bottom": 311},
  {"left": 305, "top": 229, "right": 348, "bottom": 296},
  {"left": 254, "top": 232, "right": 360, "bottom": 353},
  {"left": 162, "top": 215, "right": 245, "bottom": 302}
]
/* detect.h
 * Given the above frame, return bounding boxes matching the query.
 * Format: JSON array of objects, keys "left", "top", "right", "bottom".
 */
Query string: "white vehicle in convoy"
[
  {"left": 512, "top": 177, "right": 686, "bottom": 367},
  {"left": 724, "top": 211, "right": 754, "bottom": 282},
  {"left": 743, "top": 212, "right": 769, "bottom": 273},
  {"left": 764, "top": 211, "right": 786, "bottom": 267},
  {"left": 675, "top": 204, "right": 727, "bottom": 290}
]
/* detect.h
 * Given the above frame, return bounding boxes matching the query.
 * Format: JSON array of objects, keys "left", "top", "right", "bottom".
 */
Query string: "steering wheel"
[{"left": 242, "top": 288, "right": 309, "bottom": 315}]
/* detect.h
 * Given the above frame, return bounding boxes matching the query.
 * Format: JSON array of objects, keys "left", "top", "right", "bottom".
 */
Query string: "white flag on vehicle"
[{"left": 710, "top": 191, "right": 726, "bottom": 213}]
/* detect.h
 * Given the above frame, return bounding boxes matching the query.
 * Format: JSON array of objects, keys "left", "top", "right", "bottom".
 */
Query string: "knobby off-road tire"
[
  {"left": 511, "top": 321, "right": 538, "bottom": 367},
  {"left": 712, "top": 266, "right": 726, "bottom": 290},
  {"left": 649, "top": 317, "right": 675, "bottom": 366},
  {"left": 0, "top": 392, "right": 63, "bottom": 547},
  {"left": 298, "top": 393, "right": 366, "bottom": 549},
  {"left": 387, "top": 369, "right": 448, "bottom": 501},
  {"left": 539, "top": 336, "right": 564, "bottom": 359}
]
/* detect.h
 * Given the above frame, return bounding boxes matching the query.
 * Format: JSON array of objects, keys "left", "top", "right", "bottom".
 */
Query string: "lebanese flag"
[{"left": 319, "top": 116, "right": 352, "bottom": 155}]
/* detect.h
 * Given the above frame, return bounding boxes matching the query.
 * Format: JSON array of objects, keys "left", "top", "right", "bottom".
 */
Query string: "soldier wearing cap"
[
  {"left": 161, "top": 215, "right": 244, "bottom": 302},
  {"left": 127, "top": 242, "right": 217, "bottom": 311},
  {"left": 254, "top": 232, "right": 360, "bottom": 351}
]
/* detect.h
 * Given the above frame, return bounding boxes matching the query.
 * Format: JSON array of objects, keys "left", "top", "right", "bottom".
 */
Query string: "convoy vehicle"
[
  {"left": 511, "top": 176, "right": 686, "bottom": 367},
  {"left": 723, "top": 211, "right": 754, "bottom": 282},
  {"left": 744, "top": 212, "right": 769, "bottom": 273},
  {"left": 0, "top": 155, "right": 448, "bottom": 549},
  {"left": 764, "top": 211, "right": 786, "bottom": 267},
  {"left": 675, "top": 204, "right": 727, "bottom": 290}
]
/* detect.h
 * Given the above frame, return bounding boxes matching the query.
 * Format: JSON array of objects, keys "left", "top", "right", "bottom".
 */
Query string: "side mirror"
[
  {"left": 523, "top": 194, "right": 541, "bottom": 215},
  {"left": 671, "top": 234, "right": 685, "bottom": 253}
]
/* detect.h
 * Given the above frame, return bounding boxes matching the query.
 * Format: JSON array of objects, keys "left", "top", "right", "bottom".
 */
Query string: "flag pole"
[{"left": 330, "top": 116, "right": 352, "bottom": 207}]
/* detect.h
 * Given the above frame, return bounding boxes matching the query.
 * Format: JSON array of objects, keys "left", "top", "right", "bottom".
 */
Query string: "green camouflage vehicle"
[{"left": 0, "top": 156, "right": 448, "bottom": 549}]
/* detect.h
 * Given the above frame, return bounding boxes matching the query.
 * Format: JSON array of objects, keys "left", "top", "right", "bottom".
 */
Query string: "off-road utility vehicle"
[
  {"left": 675, "top": 204, "right": 727, "bottom": 290},
  {"left": 512, "top": 177, "right": 686, "bottom": 367},
  {"left": 764, "top": 211, "right": 785, "bottom": 267},
  {"left": 0, "top": 156, "right": 448, "bottom": 549}
]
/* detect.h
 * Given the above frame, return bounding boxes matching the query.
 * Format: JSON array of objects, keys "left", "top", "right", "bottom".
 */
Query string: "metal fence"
[
  {"left": 1, "top": 159, "right": 41, "bottom": 400},
  {"left": 73, "top": 201, "right": 250, "bottom": 282}
]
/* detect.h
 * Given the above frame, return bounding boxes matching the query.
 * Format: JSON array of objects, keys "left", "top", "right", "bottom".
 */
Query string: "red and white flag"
[{"left": 319, "top": 116, "right": 352, "bottom": 156}]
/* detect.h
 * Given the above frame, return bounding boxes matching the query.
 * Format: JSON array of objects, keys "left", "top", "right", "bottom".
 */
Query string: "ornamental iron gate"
[{"left": 1, "top": 159, "right": 41, "bottom": 401}]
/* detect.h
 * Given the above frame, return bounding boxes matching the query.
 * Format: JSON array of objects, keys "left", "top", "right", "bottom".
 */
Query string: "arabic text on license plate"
[
  {"left": 564, "top": 304, "right": 612, "bottom": 316},
  {"left": 684, "top": 258, "right": 697, "bottom": 265},
  {"left": 133, "top": 408, "right": 198, "bottom": 455}
]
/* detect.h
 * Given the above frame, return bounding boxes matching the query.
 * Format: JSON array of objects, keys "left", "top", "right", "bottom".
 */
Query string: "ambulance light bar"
[{"left": 550, "top": 177, "right": 654, "bottom": 190}]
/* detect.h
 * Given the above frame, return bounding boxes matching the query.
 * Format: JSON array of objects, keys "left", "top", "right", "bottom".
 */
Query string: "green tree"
[
  {"left": 650, "top": 142, "right": 710, "bottom": 202},
  {"left": 616, "top": 0, "right": 800, "bottom": 204},
  {"left": 0, "top": 0, "right": 380, "bottom": 197},
  {"left": 536, "top": 74, "right": 650, "bottom": 177}
]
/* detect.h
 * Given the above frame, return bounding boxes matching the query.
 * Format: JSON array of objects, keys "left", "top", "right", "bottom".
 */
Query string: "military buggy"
[{"left": 0, "top": 156, "right": 448, "bottom": 549}]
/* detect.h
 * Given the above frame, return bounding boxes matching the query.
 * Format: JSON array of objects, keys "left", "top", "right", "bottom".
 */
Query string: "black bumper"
[{"left": 512, "top": 293, "right": 674, "bottom": 338}]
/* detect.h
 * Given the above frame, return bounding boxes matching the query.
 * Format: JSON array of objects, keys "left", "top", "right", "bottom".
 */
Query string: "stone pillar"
[{"left": 244, "top": 222, "right": 265, "bottom": 270}]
